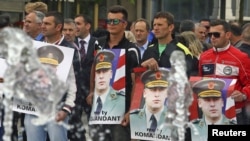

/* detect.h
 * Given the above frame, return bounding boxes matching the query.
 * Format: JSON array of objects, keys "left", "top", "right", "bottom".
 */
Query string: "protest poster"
[
  {"left": 89, "top": 49, "right": 126, "bottom": 124},
  {"left": 12, "top": 41, "right": 74, "bottom": 115},
  {"left": 130, "top": 67, "right": 171, "bottom": 141},
  {"left": 189, "top": 76, "right": 237, "bottom": 141}
]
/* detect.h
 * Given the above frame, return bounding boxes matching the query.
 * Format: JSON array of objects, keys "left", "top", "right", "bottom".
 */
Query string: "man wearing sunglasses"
[
  {"left": 86, "top": 5, "right": 141, "bottom": 141},
  {"left": 199, "top": 19, "right": 250, "bottom": 125}
]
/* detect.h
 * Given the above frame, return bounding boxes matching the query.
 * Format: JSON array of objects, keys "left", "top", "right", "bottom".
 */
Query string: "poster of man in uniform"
[
  {"left": 130, "top": 67, "right": 172, "bottom": 141},
  {"left": 89, "top": 49, "right": 126, "bottom": 124},
  {"left": 11, "top": 41, "right": 74, "bottom": 115},
  {"left": 188, "top": 76, "right": 237, "bottom": 141}
]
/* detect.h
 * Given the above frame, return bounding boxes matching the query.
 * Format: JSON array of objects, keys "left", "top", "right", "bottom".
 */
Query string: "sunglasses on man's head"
[
  {"left": 106, "top": 19, "right": 125, "bottom": 25},
  {"left": 208, "top": 32, "right": 220, "bottom": 38}
]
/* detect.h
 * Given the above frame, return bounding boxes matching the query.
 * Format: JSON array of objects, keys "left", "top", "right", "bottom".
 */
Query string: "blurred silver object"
[
  {"left": 166, "top": 50, "right": 193, "bottom": 141},
  {"left": 0, "top": 27, "right": 67, "bottom": 141}
]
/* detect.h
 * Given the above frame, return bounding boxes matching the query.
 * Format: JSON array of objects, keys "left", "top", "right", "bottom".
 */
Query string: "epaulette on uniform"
[
  {"left": 229, "top": 119, "right": 237, "bottom": 125},
  {"left": 116, "top": 91, "right": 125, "bottom": 96},
  {"left": 130, "top": 109, "right": 140, "bottom": 114},
  {"left": 148, "top": 44, "right": 154, "bottom": 48},
  {"left": 191, "top": 118, "right": 201, "bottom": 124}
]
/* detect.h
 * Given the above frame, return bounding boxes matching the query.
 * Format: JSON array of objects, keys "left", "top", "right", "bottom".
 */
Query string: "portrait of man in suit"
[
  {"left": 130, "top": 68, "right": 172, "bottom": 141},
  {"left": 89, "top": 50, "right": 125, "bottom": 124}
]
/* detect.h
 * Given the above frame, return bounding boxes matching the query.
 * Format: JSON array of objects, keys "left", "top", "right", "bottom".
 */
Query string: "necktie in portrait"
[
  {"left": 150, "top": 114, "right": 157, "bottom": 132},
  {"left": 95, "top": 96, "right": 102, "bottom": 115}
]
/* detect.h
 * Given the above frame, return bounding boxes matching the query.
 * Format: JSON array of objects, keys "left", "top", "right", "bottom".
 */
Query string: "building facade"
[{"left": 0, "top": 0, "right": 250, "bottom": 30}]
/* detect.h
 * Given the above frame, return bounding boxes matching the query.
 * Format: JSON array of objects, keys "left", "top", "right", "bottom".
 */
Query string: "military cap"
[
  {"left": 141, "top": 68, "right": 170, "bottom": 88},
  {"left": 95, "top": 50, "right": 115, "bottom": 70},
  {"left": 192, "top": 79, "right": 225, "bottom": 98},
  {"left": 37, "top": 45, "right": 64, "bottom": 66}
]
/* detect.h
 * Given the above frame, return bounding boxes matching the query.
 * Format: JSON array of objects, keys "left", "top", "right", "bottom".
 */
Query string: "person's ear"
[
  {"left": 56, "top": 23, "right": 63, "bottom": 32},
  {"left": 198, "top": 98, "right": 202, "bottom": 108},
  {"left": 143, "top": 89, "right": 146, "bottom": 98}
]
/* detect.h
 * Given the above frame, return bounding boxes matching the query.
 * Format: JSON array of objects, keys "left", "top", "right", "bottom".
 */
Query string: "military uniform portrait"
[
  {"left": 130, "top": 68, "right": 173, "bottom": 141},
  {"left": 33, "top": 41, "right": 75, "bottom": 82},
  {"left": 12, "top": 45, "right": 66, "bottom": 115},
  {"left": 89, "top": 49, "right": 125, "bottom": 124},
  {"left": 190, "top": 78, "right": 236, "bottom": 141}
]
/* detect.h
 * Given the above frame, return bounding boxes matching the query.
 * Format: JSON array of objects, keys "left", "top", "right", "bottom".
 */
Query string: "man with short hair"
[
  {"left": 229, "top": 21, "right": 243, "bottom": 48},
  {"left": 199, "top": 19, "right": 250, "bottom": 125},
  {"left": 199, "top": 19, "right": 211, "bottom": 44},
  {"left": 24, "top": 11, "right": 77, "bottom": 141},
  {"left": 68, "top": 14, "right": 97, "bottom": 141},
  {"left": 141, "top": 11, "right": 195, "bottom": 77},
  {"left": 73, "top": 14, "right": 97, "bottom": 113},
  {"left": 87, "top": 5, "right": 140, "bottom": 141},
  {"left": 238, "top": 24, "right": 250, "bottom": 57},
  {"left": 194, "top": 23, "right": 212, "bottom": 51},
  {"left": 63, "top": 18, "right": 77, "bottom": 44},
  {"left": 179, "top": 19, "right": 195, "bottom": 33},
  {"left": 23, "top": 11, "right": 45, "bottom": 41},
  {"left": 134, "top": 18, "right": 150, "bottom": 58}
]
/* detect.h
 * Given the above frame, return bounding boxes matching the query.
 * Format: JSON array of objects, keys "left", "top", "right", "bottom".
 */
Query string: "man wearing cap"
[
  {"left": 90, "top": 50, "right": 125, "bottom": 120},
  {"left": 130, "top": 68, "right": 172, "bottom": 140},
  {"left": 191, "top": 78, "right": 235, "bottom": 141}
]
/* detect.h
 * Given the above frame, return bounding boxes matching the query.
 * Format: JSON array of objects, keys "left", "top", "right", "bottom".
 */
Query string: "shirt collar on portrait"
[
  {"left": 205, "top": 115, "right": 223, "bottom": 125},
  {"left": 94, "top": 86, "right": 110, "bottom": 105},
  {"left": 145, "top": 106, "right": 164, "bottom": 127}
]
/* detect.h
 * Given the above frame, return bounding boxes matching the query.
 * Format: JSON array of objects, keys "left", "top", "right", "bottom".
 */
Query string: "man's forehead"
[
  {"left": 64, "top": 23, "right": 76, "bottom": 28},
  {"left": 197, "top": 26, "right": 206, "bottom": 30},
  {"left": 209, "top": 25, "right": 224, "bottom": 31},
  {"left": 75, "top": 16, "right": 85, "bottom": 22},
  {"left": 201, "top": 21, "right": 210, "bottom": 25},
  {"left": 153, "top": 18, "right": 168, "bottom": 23},
  {"left": 26, "top": 13, "right": 36, "bottom": 18},
  {"left": 107, "top": 13, "right": 123, "bottom": 19},
  {"left": 43, "top": 16, "right": 54, "bottom": 22}
]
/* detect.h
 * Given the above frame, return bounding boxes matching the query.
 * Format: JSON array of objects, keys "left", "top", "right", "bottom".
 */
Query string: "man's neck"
[
  {"left": 232, "top": 38, "right": 241, "bottom": 45},
  {"left": 208, "top": 116, "right": 221, "bottom": 124},
  {"left": 29, "top": 31, "right": 41, "bottom": 39},
  {"left": 108, "top": 32, "right": 124, "bottom": 48},
  {"left": 79, "top": 32, "right": 89, "bottom": 40},
  {"left": 96, "top": 88, "right": 109, "bottom": 96},
  {"left": 158, "top": 35, "right": 172, "bottom": 45},
  {"left": 136, "top": 40, "right": 147, "bottom": 47},
  {"left": 46, "top": 33, "right": 62, "bottom": 44}
]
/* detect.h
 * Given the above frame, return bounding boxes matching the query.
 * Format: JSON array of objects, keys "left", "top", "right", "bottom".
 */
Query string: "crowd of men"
[{"left": 1, "top": 1, "right": 250, "bottom": 141}]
